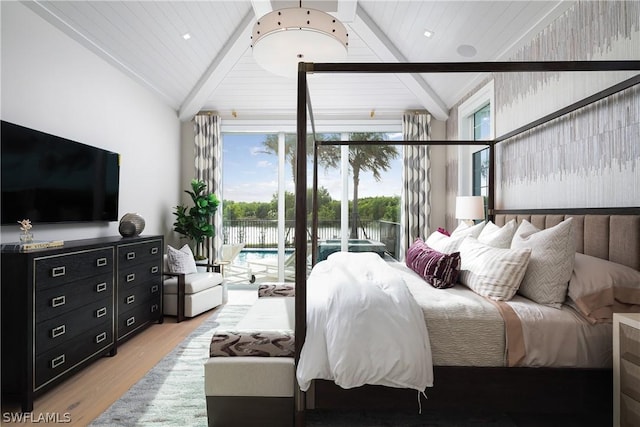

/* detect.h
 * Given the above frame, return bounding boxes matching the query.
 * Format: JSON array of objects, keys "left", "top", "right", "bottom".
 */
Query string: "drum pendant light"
[{"left": 251, "top": 4, "right": 348, "bottom": 78}]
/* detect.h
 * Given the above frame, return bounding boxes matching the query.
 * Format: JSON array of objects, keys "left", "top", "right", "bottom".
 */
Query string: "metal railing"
[{"left": 221, "top": 219, "right": 401, "bottom": 258}]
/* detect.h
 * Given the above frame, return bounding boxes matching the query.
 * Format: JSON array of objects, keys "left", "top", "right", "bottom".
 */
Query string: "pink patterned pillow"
[
  {"left": 437, "top": 227, "right": 451, "bottom": 237},
  {"left": 406, "top": 238, "right": 461, "bottom": 289}
]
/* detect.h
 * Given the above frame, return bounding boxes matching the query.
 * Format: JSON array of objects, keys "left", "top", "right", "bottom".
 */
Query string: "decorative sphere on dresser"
[{"left": 119, "top": 213, "right": 145, "bottom": 237}]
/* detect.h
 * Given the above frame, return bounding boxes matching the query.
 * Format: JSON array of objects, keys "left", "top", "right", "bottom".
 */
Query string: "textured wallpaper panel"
[
  {"left": 492, "top": 0, "right": 639, "bottom": 209},
  {"left": 495, "top": 1, "right": 639, "bottom": 135},
  {"left": 497, "top": 84, "right": 640, "bottom": 208}
]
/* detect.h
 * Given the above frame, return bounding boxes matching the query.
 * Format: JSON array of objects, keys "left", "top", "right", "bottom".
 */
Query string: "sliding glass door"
[{"left": 222, "top": 129, "right": 402, "bottom": 283}]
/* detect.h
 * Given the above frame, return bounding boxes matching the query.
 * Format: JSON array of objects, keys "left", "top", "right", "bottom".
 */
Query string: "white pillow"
[
  {"left": 450, "top": 221, "right": 486, "bottom": 239},
  {"left": 458, "top": 237, "right": 531, "bottom": 301},
  {"left": 478, "top": 220, "right": 517, "bottom": 249},
  {"left": 166, "top": 244, "right": 198, "bottom": 275},
  {"left": 426, "top": 221, "right": 486, "bottom": 254},
  {"left": 425, "top": 231, "right": 466, "bottom": 254},
  {"left": 511, "top": 218, "right": 575, "bottom": 308}
]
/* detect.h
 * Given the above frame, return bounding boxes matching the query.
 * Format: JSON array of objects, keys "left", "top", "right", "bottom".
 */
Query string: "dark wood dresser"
[{"left": 1, "top": 235, "right": 164, "bottom": 412}]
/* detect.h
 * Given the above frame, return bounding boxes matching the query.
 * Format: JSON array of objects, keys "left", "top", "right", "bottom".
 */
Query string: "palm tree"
[
  {"left": 347, "top": 133, "right": 398, "bottom": 238},
  {"left": 260, "top": 133, "right": 340, "bottom": 185},
  {"left": 260, "top": 132, "right": 398, "bottom": 239}
]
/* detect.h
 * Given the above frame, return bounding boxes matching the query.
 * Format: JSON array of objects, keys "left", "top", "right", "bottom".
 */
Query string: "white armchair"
[{"left": 163, "top": 253, "right": 227, "bottom": 323}]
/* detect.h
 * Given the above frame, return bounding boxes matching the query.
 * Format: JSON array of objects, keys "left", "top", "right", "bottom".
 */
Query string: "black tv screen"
[{"left": 1, "top": 120, "right": 120, "bottom": 225}]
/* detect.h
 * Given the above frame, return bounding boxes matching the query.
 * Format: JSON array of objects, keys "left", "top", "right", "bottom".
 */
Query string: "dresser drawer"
[
  {"left": 621, "top": 323, "right": 640, "bottom": 365},
  {"left": 36, "top": 297, "right": 113, "bottom": 354},
  {"left": 118, "top": 260, "right": 162, "bottom": 290},
  {"left": 35, "top": 248, "right": 114, "bottom": 289},
  {"left": 35, "top": 321, "right": 113, "bottom": 389},
  {"left": 118, "top": 281, "right": 161, "bottom": 314},
  {"left": 118, "top": 240, "right": 162, "bottom": 268},
  {"left": 36, "top": 273, "right": 113, "bottom": 322},
  {"left": 117, "top": 299, "right": 161, "bottom": 340}
]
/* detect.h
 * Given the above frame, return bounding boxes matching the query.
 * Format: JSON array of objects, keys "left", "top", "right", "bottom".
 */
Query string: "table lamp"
[{"left": 455, "top": 196, "right": 485, "bottom": 225}]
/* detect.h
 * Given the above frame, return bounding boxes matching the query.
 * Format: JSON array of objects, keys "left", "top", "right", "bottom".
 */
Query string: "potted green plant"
[{"left": 172, "top": 179, "right": 220, "bottom": 261}]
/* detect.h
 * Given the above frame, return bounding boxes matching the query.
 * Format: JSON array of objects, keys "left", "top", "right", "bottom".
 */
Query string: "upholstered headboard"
[{"left": 494, "top": 213, "right": 640, "bottom": 271}]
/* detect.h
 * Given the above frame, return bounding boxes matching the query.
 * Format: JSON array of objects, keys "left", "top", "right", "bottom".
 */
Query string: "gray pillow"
[
  {"left": 511, "top": 218, "right": 575, "bottom": 308},
  {"left": 166, "top": 244, "right": 198, "bottom": 275}
]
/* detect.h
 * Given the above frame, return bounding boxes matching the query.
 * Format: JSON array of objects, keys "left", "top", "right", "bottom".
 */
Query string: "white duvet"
[{"left": 296, "top": 252, "right": 433, "bottom": 392}]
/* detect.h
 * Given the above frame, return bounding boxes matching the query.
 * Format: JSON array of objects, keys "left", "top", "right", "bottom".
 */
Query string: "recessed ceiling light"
[
  {"left": 182, "top": 33, "right": 191, "bottom": 40},
  {"left": 423, "top": 29, "right": 434, "bottom": 38}
]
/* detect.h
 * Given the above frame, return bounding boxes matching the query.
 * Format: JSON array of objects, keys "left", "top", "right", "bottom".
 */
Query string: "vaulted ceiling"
[{"left": 25, "top": 1, "right": 573, "bottom": 123}]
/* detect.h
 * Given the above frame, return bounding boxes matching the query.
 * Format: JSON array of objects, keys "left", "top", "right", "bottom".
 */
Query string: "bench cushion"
[
  {"left": 258, "top": 283, "right": 295, "bottom": 298},
  {"left": 210, "top": 330, "right": 294, "bottom": 357},
  {"left": 209, "top": 297, "right": 295, "bottom": 357},
  {"left": 236, "top": 296, "right": 294, "bottom": 330}
]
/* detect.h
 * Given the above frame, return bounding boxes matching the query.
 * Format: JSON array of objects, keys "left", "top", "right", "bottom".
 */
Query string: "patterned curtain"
[
  {"left": 193, "top": 113, "right": 223, "bottom": 263},
  {"left": 400, "top": 112, "right": 431, "bottom": 261}
]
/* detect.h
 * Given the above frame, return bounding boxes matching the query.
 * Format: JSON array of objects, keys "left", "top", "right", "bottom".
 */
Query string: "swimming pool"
[{"left": 234, "top": 249, "right": 294, "bottom": 267}]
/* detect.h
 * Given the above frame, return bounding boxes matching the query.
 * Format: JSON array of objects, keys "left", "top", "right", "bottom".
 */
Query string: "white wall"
[{"left": 0, "top": 2, "right": 181, "bottom": 244}]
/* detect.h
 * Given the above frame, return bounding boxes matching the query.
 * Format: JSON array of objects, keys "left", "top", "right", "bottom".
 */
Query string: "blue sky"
[{"left": 222, "top": 133, "right": 402, "bottom": 203}]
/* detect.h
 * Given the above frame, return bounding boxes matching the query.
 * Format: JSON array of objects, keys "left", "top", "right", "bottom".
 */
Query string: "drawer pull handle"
[
  {"left": 151, "top": 247, "right": 159, "bottom": 255},
  {"left": 51, "top": 266, "right": 66, "bottom": 277},
  {"left": 127, "top": 252, "right": 136, "bottom": 260},
  {"left": 126, "top": 273, "right": 135, "bottom": 282},
  {"left": 95, "top": 332, "right": 107, "bottom": 344},
  {"left": 51, "top": 354, "right": 65, "bottom": 369},
  {"left": 151, "top": 285, "right": 159, "bottom": 293},
  {"left": 151, "top": 304, "right": 159, "bottom": 312},
  {"left": 126, "top": 295, "right": 135, "bottom": 304},
  {"left": 51, "top": 296, "right": 66, "bottom": 308},
  {"left": 96, "top": 282, "right": 107, "bottom": 292},
  {"left": 97, "top": 258, "right": 108, "bottom": 267},
  {"left": 51, "top": 325, "right": 66, "bottom": 338},
  {"left": 151, "top": 266, "right": 159, "bottom": 274},
  {"left": 96, "top": 307, "right": 107, "bottom": 318},
  {"left": 126, "top": 316, "right": 135, "bottom": 327}
]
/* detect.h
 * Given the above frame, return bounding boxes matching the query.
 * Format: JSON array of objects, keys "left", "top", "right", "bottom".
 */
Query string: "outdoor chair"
[
  {"left": 246, "top": 244, "right": 311, "bottom": 283},
  {"left": 215, "top": 243, "right": 250, "bottom": 282}
]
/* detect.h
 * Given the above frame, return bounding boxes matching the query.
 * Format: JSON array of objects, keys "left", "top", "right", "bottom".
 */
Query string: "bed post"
[
  {"left": 488, "top": 142, "right": 495, "bottom": 223},
  {"left": 295, "top": 62, "right": 309, "bottom": 427}
]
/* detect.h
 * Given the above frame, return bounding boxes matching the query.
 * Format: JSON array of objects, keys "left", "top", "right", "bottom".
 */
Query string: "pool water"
[{"left": 234, "top": 249, "right": 293, "bottom": 267}]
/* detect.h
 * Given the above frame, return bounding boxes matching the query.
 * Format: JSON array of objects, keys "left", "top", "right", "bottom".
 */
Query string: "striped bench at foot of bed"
[{"left": 204, "top": 285, "right": 295, "bottom": 427}]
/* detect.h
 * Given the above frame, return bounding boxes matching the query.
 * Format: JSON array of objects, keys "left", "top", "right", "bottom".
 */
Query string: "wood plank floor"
[{"left": 1, "top": 287, "right": 258, "bottom": 427}]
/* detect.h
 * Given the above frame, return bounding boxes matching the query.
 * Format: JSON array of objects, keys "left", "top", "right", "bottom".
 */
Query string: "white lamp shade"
[
  {"left": 455, "top": 196, "right": 485, "bottom": 220},
  {"left": 251, "top": 7, "right": 348, "bottom": 78}
]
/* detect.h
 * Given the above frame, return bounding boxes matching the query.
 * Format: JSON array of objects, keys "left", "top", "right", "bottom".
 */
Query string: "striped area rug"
[{"left": 90, "top": 303, "right": 251, "bottom": 427}]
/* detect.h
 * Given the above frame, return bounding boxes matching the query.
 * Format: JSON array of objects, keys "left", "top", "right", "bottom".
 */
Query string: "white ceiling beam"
[
  {"left": 178, "top": 11, "right": 255, "bottom": 121},
  {"left": 251, "top": 0, "right": 273, "bottom": 20},
  {"left": 351, "top": 5, "right": 449, "bottom": 120},
  {"left": 336, "top": 0, "right": 357, "bottom": 23}
]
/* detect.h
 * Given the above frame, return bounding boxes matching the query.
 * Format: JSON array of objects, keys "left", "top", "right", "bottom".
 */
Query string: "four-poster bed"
[{"left": 293, "top": 61, "right": 640, "bottom": 425}]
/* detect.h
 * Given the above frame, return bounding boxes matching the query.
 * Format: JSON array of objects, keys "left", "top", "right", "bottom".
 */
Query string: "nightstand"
[{"left": 614, "top": 313, "right": 640, "bottom": 427}]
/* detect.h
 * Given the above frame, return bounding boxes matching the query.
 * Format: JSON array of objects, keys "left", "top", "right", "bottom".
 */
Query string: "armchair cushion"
[
  {"left": 164, "top": 272, "right": 224, "bottom": 295},
  {"left": 166, "top": 244, "right": 198, "bottom": 274}
]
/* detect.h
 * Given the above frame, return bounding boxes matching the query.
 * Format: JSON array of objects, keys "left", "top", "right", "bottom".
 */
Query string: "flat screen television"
[{"left": 1, "top": 120, "right": 120, "bottom": 225}]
